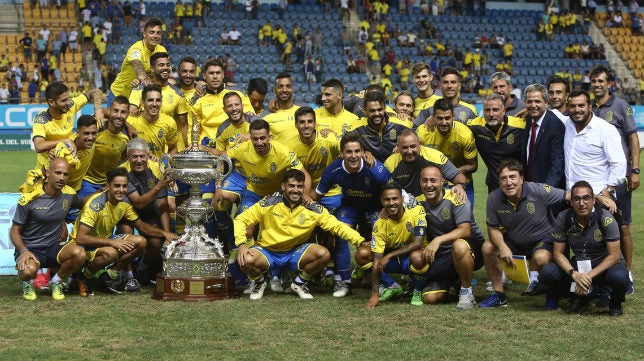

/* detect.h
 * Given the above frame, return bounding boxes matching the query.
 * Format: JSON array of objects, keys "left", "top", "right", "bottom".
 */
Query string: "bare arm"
[
  {"left": 423, "top": 222, "right": 470, "bottom": 264},
  {"left": 10, "top": 223, "right": 40, "bottom": 271},
  {"left": 628, "top": 132, "right": 640, "bottom": 190},
  {"left": 131, "top": 59, "right": 150, "bottom": 84},
  {"left": 126, "top": 170, "right": 172, "bottom": 209}
]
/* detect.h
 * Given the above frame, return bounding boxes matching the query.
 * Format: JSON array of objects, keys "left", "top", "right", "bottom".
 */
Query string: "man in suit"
[{"left": 521, "top": 84, "right": 565, "bottom": 189}]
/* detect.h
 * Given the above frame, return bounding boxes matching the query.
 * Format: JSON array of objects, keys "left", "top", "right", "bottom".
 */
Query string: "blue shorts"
[
  {"left": 221, "top": 170, "right": 246, "bottom": 198},
  {"left": 253, "top": 243, "right": 313, "bottom": 272},
  {"left": 107, "top": 89, "right": 115, "bottom": 106},
  {"left": 335, "top": 206, "right": 380, "bottom": 227},
  {"left": 239, "top": 189, "right": 262, "bottom": 214},
  {"left": 79, "top": 179, "right": 104, "bottom": 199},
  {"left": 382, "top": 255, "right": 411, "bottom": 275},
  {"left": 14, "top": 241, "right": 69, "bottom": 268},
  {"left": 319, "top": 194, "right": 342, "bottom": 214}
]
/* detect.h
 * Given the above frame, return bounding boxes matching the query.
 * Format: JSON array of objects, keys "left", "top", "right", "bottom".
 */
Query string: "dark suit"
[{"left": 521, "top": 109, "right": 565, "bottom": 188}]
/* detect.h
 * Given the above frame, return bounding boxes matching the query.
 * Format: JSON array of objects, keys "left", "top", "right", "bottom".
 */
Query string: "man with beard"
[
  {"left": 129, "top": 52, "right": 189, "bottom": 149},
  {"left": 32, "top": 81, "right": 103, "bottom": 171},
  {"left": 62, "top": 115, "right": 99, "bottom": 192},
  {"left": 263, "top": 72, "right": 301, "bottom": 143},
  {"left": 589, "top": 65, "right": 639, "bottom": 293},
  {"left": 80, "top": 96, "right": 131, "bottom": 199},
  {"left": 414, "top": 67, "right": 478, "bottom": 127},
  {"left": 351, "top": 91, "right": 408, "bottom": 162},
  {"left": 354, "top": 184, "right": 426, "bottom": 308},
  {"left": 192, "top": 57, "right": 252, "bottom": 144},
  {"left": 234, "top": 170, "right": 364, "bottom": 300},
  {"left": 547, "top": 76, "right": 569, "bottom": 121},
  {"left": 408, "top": 164, "right": 485, "bottom": 309},
  {"left": 416, "top": 98, "right": 477, "bottom": 206},
  {"left": 312, "top": 132, "right": 392, "bottom": 297},
  {"left": 127, "top": 84, "right": 178, "bottom": 159},
  {"left": 467, "top": 94, "right": 525, "bottom": 193},
  {"left": 384, "top": 128, "right": 467, "bottom": 201},
  {"left": 490, "top": 71, "right": 525, "bottom": 116},
  {"left": 125, "top": 138, "right": 174, "bottom": 288},
  {"left": 109, "top": 17, "right": 166, "bottom": 102},
  {"left": 11, "top": 158, "right": 85, "bottom": 301},
  {"left": 314, "top": 78, "right": 359, "bottom": 139},
  {"left": 177, "top": 56, "right": 201, "bottom": 106},
  {"left": 246, "top": 77, "right": 268, "bottom": 115},
  {"left": 71, "top": 167, "right": 179, "bottom": 294},
  {"left": 521, "top": 83, "right": 565, "bottom": 189}
]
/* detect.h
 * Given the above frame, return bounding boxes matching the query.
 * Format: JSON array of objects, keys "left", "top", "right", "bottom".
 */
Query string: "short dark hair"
[
  {"left": 321, "top": 78, "right": 344, "bottom": 92},
  {"left": 381, "top": 182, "right": 402, "bottom": 196},
  {"left": 275, "top": 71, "right": 292, "bottom": 82},
  {"left": 150, "top": 52, "right": 170, "bottom": 67},
  {"left": 247, "top": 77, "right": 268, "bottom": 95},
  {"left": 589, "top": 65, "right": 614, "bottom": 82},
  {"left": 77, "top": 114, "right": 97, "bottom": 128},
  {"left": 178, "top": 55, "right": 196, "bottom": 69},
  {"left": 571, "top": 180, "right": 594, "bottom": 196},
  {"left": 283, "top": 169, "right": 305, "bottom": 183},
  {"left": 363, "top": 89, "right": 386, "bottom": 105},
  {"left": 142, "top": 84, "right": 162, "bottom": 100},
  {"left": 45, "top": 81, "right": 68, "bottom": 101},
  {"left": 547, "top": 75, "right": 570, "bottom": 94},
  {"left": 440, "top": 66, "right": 461, "bottom": 81},
  {"left": 433, "top": 97, "right": 454, "bottom": 113},
  {"left": 340, "top": 131, "right": 364, "bottom": 151},
  {"left": 144, "top": 17, "right": 164, "bottom": 31},
  {"left": 497, "top": 159, "right": 523, "bottom": 177},
  {"left": 107, "top": 166, "right": 129, "bottom": 184},
  {"left": 249, "top": 118, "right": 270, "bottom": 133},
  {"left": 223, "top": 91, "right": 242, "bottom": 105},
  {"left": 203, "top": 57, "right": 225, "bottom": 72},
  {"left": 111, "top": 95, "right": 130, "bottom": 107},
  {"left": 568, "top": 89, "right": 591, "bottom": 105},
  {"left": 294, "top": 106, "right": 316, "bottom": 122}
]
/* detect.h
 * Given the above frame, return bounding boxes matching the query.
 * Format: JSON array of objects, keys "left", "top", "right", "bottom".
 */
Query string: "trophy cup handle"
[{"left": 212, "top": 155, "right": 233, "bottom": 184}]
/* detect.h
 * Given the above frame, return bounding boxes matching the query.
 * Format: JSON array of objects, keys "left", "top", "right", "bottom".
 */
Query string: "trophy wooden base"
[{"left": 152, "top": 274, "right": 237, "bottom": 301}]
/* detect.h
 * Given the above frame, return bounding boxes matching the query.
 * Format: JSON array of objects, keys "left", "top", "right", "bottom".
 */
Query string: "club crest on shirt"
[
  {"left": 594, "top": 228, "right": 602, "bottom": 242},
  {"left": 507, "top": 133, "right": 514, "bottom": 145},
  {"left": 298, "top": 213, "right": 306, "bottom": 225},
  {"left": 441, "top": 207, "right": 451, "bottom": 220},
  {"left": 406, "top": 222, "right": 413, "bottom": 232},
  {"left": 453, "top": 141, "right": 460, "bottom": 151},
  {"left": 270, "top": 162, "right": 276, "bottom": 173},
  {"left": 389, "top": 129, "right": 397, "bottom": 140},
  {"left": 157, "top": 129, "right": 164, "bottom": 139},
  {"left": 458, "top": 111, "right": 467, "bottom": 122},
  {"left": 364, "top": 177, "right": 371, "bottom": 186},
  {"left": 148, "top": 178, "right": 155, "bottom": 189},
  {"left": 62, "top": 199, "right": 69, "bottom": 211},
  {"left": 320, "top": 146, "right": 328, "bottom": 157},
  {"left": 526, "top": 202, "right": 536, "bottom": 214},
  {"left": 605, "top": 111, "right": 613, "bottom": 122}
]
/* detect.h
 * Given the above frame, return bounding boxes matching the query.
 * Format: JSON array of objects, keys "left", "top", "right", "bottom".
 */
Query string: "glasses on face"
[{"left": 572, "top": 195, "right": 593, "bottom": 202}]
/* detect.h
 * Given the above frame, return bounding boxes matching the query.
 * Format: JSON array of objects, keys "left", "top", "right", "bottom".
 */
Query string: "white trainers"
[
  {"left": 270, "top": 275, "right": 284, "bottom": 293},
  {"left": 289, "top": 282, "right": 314, "bottom": 299},
  {"left": 332, "top": 281, "right": 350, "bottom": 297},
  {"left": 456, "top": 289, "right": 476, "bottom": 310},
  {"left": 249, "top": 279, "right": 267, "bottom": 300},
  {"left": 243, "top": 280, "right": 256, "bottom": 295}
]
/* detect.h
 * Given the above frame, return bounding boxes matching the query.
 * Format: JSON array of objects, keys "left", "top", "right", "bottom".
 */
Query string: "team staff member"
[
  {"left": 234, "top": 170, "right": 365, "bottom": 300},
  {"left": 125, "top": 138, "right": 173, "bottom": 287},
  {"left": 416, "top": 99, "right": 477, "bottom": 206},
  {"left": 80, "top": 96, "right": 131, "bottom": 199},
  {"left": 384, "top": 128, "right": 466, "bottom": 201},
  {"left": 32, "top": 82, "right": 103, "bottom": 171},
  {"left": 414, "top": 67, "right": 478, "bottom": 127},
  {"left": 70, "top": 167, "right": 179, "bottom": 293},
  {"left": 192, "top": 57, "right": 252, "bottom": 144},
  {"left": 129, "top": 52, "right": 190, "bottom": 149},
  {"left": 467, "top": 94, "right": 525, "bottom": 193},
  {"left": 490, "top": 71, "right": 525, "bottom": 116},
  {"left": 11, "top": 158, "right": 85, "bottom": 300},
  {"left": 409, "top": 165, "right": 485, "bottom": 309},
  {"left": 589, "top": 65, "right": 639, "bottom": 293},
  {"left": 480, "top": 160, "right": 569, "bottom": 308},
  {"left": 355, "top": 184, "right": 426, "bottom": 308},
  {"left": 315, "top": 79, "right": 359, "bottom": 139},
  {"left": 540, "top": 181, "right": 629, "bottom": 316},
  {"left": 127, "top": 84, "right": 179, "bottom": 159},
  {"left": 547, "top": 76, "right": 569, "bottom": 121},
  {"left": 313, "top": 132, "right": 392, "bottom": 298},
  {"left": 109, "top": 17, "right": 166, "bottom": 102}
]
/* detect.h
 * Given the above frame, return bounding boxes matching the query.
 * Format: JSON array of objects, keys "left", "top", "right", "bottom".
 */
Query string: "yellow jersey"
[
  {"left": 127, "top": 113, "right": 178, "bottom": 159},
  {"left": 416, "top": 121, "right": 477, "bottom": 181},
  {"left": 234, "top": 195, "right": 364, "bottom": 251},
  {"left": 191, "top": 88, "right": 252, "bottom": 142},
  {"left": 371, "top": 204, "right": 427, "bottom": 254},
  {"left": 314, "top": 107, "right": 359, "bottom": 138},
  {"left": 288, "top": 134, "right": 341, "bottom": 196},
  {"left": 263, "top": 105, "right": 300, "bottom": 144},
  {"left": 110, "top": 41, "right": 168, "bottom": 98},
  {"left": 413, "top": 93, "right": 442, "bottom": 117},
  {"left": 70, "top": 190, "right": 139, "bottom": 242},
  {"left": 84, "top": 129, "right": 129, "bottom": 185}
]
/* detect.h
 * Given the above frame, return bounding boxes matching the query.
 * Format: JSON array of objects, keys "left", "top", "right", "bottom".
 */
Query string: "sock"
[
  {"left": 380, "top": 273, "right": 397, "bottom": 288},
  {"left": 127, "top": 270, "right": 134, "bottom": 278},
  {"left": 334, "top": 238, "right": 351, "bottom": 281},
  {"left": 50, "top": 273, "right": 62, "bottom": 283},
  {"left": 386, "top": 281, "right": 400, "bottom": 289},
  {"left": 299, "top": 271, "right": 314, "bottom": 282},
  {"left": 501, "top": 271, "right": 507, "bottom": 283},
  {"left": 460, "top": 286, "right": 473, "bottom": 294},
  {"left": 529, "top": 271, "right": 539, "bottom": 283},
  {"left": 324, "top": 268, "right": 334, "bottom": 277},
  {"left": 629, "top": 271, "right": 633, "bottom": 282}
]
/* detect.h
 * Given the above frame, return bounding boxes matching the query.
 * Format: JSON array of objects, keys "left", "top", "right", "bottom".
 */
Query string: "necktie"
[{"left": 528, "top": 121, "right": 538, "bottom": 167}]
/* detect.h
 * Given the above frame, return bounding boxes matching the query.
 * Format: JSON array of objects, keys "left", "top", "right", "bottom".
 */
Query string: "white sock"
[
  {"left": 501, "top": 271, "right": 507, "bottom": 283},
  {"left": 629, "top": 271, "right": 633, "bottom": 282},
  {"left": 388, "top": 282, "right": 400, "bottom": 289},
  {"left": 50, "top": 273, "right": 62, "bottom": 283},
  {"left": 529, "top": 271, "right": 539, "bottom": 283},
  {"left": 460, "top": 286, "right": 473, "bottom": 294}
]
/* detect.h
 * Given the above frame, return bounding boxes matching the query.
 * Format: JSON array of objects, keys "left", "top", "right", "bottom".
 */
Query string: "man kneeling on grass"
[
  {"left": 233, "top": 169, "right": 366, "bottom": 300},
  {"left": 70, "top": 167, "right": 179, "bottom": 295}
]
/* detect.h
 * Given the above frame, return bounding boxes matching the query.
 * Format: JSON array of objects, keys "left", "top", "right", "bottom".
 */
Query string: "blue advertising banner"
[
  {"left": 0, "top": 104, "right": 97, "bottom": 130},
  {"left": 0, "top": 193, "right": 20, "bottom": 275}
]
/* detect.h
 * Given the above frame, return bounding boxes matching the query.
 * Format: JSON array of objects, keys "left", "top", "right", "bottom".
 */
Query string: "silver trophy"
[{"left": 154, "top": 121, "right": 235, "bottom": 300}]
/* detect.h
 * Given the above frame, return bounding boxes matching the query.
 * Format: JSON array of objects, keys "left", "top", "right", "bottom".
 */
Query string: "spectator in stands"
[
  {"left": 611, "top": 12, "right": 624, "bottom": 27},
  {"left": 224, "top": 54, "right": 236, "bottom": 82},
  {"left": 35, "top": 34, "right": 47, "bottom": 63},
  {"left": 0, "top": 55, "right": 7, "bottom": 73},
  {"left": 0, "top": 82, "right": 8, "bottom": 104},
  {"left": 228, "top": 26, "right": 241, "bottom": 45},
  {"left": 28, "top": 80, "right": 36, "bottom": 103},
  {"left": 632, "top": 14, "right": 643, "bottom": 35},
  {"left": 19, "top": 32, "right": 33, "bottom": 63}
]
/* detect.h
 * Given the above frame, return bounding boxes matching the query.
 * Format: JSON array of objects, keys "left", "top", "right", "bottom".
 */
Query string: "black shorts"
[
  {"left": 504, "top": 233, "right": 553, "bottom": 259},
  {"left": 615, "top": 182, "right": 631, "bottom": 224},
  {"left": 14, "top": 242, "right": 68, "bottom": 268}
]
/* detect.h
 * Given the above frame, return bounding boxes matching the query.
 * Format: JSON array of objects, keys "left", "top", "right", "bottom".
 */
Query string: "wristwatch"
[
  {"left": 632, "top": 168, "right": 640, "bottom": 174},
  {"left": 568, "top": 269, "right": 575, "bottom": 277}
]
